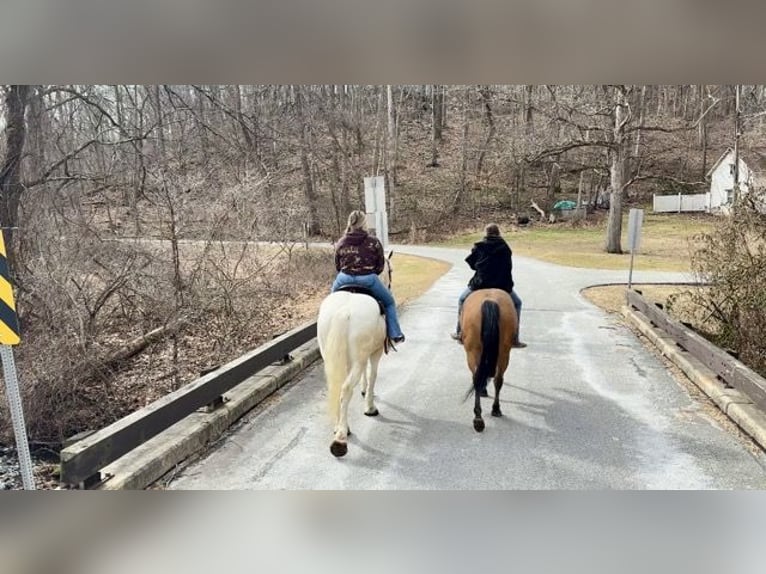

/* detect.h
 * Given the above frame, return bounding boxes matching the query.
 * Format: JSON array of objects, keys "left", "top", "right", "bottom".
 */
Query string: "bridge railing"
[
  {"left": 626, "top": 289, "right": 766, "bottom": 412},
  {"left": 60, "top": 321, "right": 318, "bottom": 487}
]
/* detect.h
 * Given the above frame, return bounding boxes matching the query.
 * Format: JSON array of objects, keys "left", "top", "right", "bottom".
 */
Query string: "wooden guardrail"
[
  {"left": 626, "top": 289, "right": 766, "bottom": 413},
  {"left": 60, "top": 321, "right": 318, "bottom": 487}
]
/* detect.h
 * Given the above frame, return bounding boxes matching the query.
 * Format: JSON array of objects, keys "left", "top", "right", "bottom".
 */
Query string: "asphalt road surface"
[{"left": 169, "top": 245, "right": 766, "bottom": 489}]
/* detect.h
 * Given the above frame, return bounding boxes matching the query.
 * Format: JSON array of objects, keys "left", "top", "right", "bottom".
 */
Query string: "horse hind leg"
[
  {"left": 363, "top": 348, "right": 384, "bottom": 417},
  {"left": 360, "top": 363, "right": 368, "bottom": 398},
  {"left": 491, "top": 374, "right": 504, "bottom": 417},
  {"left": 473, "top": 391, "right": 485, "bottom": 432},
  {"left": 331, "top": 362, "right": 364, "bottom": 458},
  {"left": 492, "top": 352, "right": 510, "bottom": 417}
]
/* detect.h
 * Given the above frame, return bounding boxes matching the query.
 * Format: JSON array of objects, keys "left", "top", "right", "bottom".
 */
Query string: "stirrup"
[{"left": 385, "top": 336, "right": 403, "bottom": 354}]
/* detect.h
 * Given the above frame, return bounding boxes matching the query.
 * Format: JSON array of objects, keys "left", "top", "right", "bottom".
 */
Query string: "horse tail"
[
  {"left": 470, "top": 299, "right": 500, "bottom": 397},
  {"left": 322, "top": 312, "right": 351, "bottom": 424}
]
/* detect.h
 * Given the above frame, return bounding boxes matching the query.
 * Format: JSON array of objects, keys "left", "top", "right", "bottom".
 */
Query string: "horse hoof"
[
  {"left": 479, "top": 389, "right": 489, "bottom": 398},
  {"left": 473, "top": 418, "right": 485, "bottom": 433},
  {"left": 364, "top": 408, "right": 379, "bottom": 417},
  {"left": 330, "top": 441, "right": 348, "bottom": 457},
  {"left": 491, "top": 407, "right": 502, "bottom": 417}
]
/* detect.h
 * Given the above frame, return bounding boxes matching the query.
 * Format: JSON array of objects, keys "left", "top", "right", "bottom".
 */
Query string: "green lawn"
[{"left": 440, "top": 212, "right": 716, "bottom": 272}]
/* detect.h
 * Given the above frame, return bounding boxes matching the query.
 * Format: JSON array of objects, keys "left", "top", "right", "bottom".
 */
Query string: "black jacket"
[{"left": 466, "top": 235, "right": 514, "bottom": 293}]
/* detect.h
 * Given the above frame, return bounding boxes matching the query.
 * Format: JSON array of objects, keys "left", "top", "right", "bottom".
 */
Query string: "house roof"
[
  {"left": 706, "top": 147, "right": 766, "bottom": 179},
  {"left": 707, "top": 148, "right": 733, "bottom": 179}
]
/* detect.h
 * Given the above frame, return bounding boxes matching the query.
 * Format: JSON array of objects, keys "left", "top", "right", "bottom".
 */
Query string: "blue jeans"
[
  {"left": 332, "top": 272, "right": 404, "bottom": 339},
  {"left": 456, "top": 288, "right": 522, "bottom": 342}
]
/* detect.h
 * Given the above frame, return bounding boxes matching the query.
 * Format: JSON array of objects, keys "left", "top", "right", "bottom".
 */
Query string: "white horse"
[{"left": 317, "top": 253, "right": 394, "bottom": 458}]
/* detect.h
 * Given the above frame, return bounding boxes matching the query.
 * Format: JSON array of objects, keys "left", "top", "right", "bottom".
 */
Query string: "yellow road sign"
[{"left": 0, "top": 230, "right": 20, "bottom": 345}]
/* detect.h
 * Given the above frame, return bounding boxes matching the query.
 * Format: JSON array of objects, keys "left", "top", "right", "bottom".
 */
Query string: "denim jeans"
[
  {"left": 456, "top": 288, "right": 522, "bottom": 342},
  {"left": 332, "top": 272, "right": 404, "bottom": 339}
]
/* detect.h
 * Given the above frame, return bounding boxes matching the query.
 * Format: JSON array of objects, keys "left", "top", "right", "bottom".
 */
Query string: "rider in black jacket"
[{"left": 451, "top": 224, "right": 526, "bottom": 347}]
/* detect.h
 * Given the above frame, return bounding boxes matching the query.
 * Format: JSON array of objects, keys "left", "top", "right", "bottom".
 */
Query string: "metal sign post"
[
  {"left": 1, "top": 346, "right": 35, "bottom": 489},
  {"left": 0, "top": 230, "right": 35, "bottom": 490},
  {"left": 364, "top": 176, "right": 388, "bottom": 251},
  {"left": 627, "top": 208, "right": 644, "bottom": 290}
]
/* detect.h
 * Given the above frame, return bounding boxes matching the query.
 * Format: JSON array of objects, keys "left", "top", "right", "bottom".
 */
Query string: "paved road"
[{"left": 169, "top": 246, "right": 766, "bottom": 489}]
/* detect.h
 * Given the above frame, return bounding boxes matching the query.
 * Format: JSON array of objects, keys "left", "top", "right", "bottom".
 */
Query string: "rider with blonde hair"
[{"left": 331, "top": 210, "right": 405, "bottom": 343}]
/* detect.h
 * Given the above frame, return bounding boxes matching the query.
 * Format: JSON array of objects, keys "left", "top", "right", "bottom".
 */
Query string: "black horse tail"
[{"left": 467, "top": 300, "right": 500, "bottom": 398}]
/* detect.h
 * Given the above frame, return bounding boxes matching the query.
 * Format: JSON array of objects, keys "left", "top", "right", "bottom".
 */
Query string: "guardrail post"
[{"left": 204, "top": 396, "right": 226, "bottom": 412}]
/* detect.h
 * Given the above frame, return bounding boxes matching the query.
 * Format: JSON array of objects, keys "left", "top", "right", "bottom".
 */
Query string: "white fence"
[{"left": 653, "top": 193, "right": 709, "bottom": 213}]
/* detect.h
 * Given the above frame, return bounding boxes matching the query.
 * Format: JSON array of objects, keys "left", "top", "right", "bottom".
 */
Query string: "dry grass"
[
  {"left": 442, "top": 212, "right": 715, "bottom": 272},
  {"left": 581, "top": 284, "right": 715, "bottom": 334},
  {"left": 391, "top": 253, "right": 452, "bottom": 305},
  {"left": 580, "top": 285, "right": 630, "bottom": 315}
]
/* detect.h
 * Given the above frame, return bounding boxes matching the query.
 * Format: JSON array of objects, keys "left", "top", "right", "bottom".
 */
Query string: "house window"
[
  {"left": 726, "top": 189, "right": 734, "bottom": 204},
  {"left": 730, "top": 163, "right": 736, "bottom": 176}
]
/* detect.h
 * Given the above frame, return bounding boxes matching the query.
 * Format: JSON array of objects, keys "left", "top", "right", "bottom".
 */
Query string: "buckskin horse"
[
  {"left": 317, "top": 252, "right": 395, "bottom": 457},
  {"left": 460, "top": 288, "right": 517, "bottom": 432}
]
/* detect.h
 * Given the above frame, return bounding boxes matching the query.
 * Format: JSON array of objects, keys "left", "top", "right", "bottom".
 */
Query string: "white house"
[{"left": 706, "top": 148, "right": 766, "bottom": 214}]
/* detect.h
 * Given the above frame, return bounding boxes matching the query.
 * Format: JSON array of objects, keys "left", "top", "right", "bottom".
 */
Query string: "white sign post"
[
  {"left": 627, "top": 208, "right": 644, "bottom": 290},
  {"left": 364, "top": 176, "right": 389, "bottom": 251}
]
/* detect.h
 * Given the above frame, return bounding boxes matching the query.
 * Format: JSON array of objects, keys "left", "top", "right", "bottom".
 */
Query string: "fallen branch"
[
  {"left": 54, "top": 319, "right": 189, "bottom": 390},
  {"left": 102, "top": 320, "right": 187, "bottom": 368},
  {"left": 530, "top": 201, "right": 546, "bottom": 221}
]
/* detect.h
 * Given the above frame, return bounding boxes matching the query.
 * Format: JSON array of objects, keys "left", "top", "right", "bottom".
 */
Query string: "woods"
[{"left": 0, "top": 84, "right": 763, "bottom": 447}]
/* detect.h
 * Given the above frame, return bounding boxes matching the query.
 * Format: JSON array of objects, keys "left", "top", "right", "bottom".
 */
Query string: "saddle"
[{"left": 335, "top": 285, "right": 385, "bottom": 316}]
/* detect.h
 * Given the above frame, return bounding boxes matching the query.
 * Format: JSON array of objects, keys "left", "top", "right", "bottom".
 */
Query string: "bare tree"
[
  {"left": 386, "top": 85, "right": 399, "bottom": 218},
  {"left": 295, "top": 86, "right": 321, "bottom": 236},
  {"left": 605, "top": 85, "right": 630, "bottom": 253},
  {"left": 475, "top": 86, "right": 496, "bottom": 185},
  {"left": 429, "top": 85, "right": 440, "bottom": 167},
  {"left": 0, "top": 85, "right": 31, "bottom": 267}
]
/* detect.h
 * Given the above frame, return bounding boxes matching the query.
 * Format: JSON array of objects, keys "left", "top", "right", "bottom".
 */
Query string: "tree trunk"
[
  {"left": 633, "top": 85, "right": 647, "bottom": 166},
  {"left": 152, "top": 85, "right": 166, "bottom": 162},
  {"left": 195, "top": 85, "right": 209, "bottom": 157},
  {"left": 433, "top": 85, "right": 443, "bottom": 141},
  {"left": 295, "top": 86, "right": 321, "bottom": 236},
  {"left": 328, "top": 86, "right": 349, "bottom": 232},
  {"left": 605, "top": 87, "right": 628, "bottom": 254},
  {"left": 699, "top": 85, "right": 708, "bottom": 179},
  {"left": 371, "top": 86, "right": 383, "bottom": 175},
  {"left": 733, "top": 84, "right": 741, "bottom": 206},
  {"left": 547, "top": 162, "right": 560, "bottom": 200},
  {"left": 453, "top": 87, "right": 470, "bottom": 213},
  {"left": 475, "top": 86, "right": 496, "bottom": 186},
  {"left": 525, "top": 85, "right": 534, "bottom": 132},
  {"left": 429, "top": 85, "right": 440, "bottom": 167},
  {"left": 386, "top": 85, "right": 397, "bottom": 218},
  {"left": 441, "top": 85, "right": 448, "bottom": 131},
  {"left": 234, "top": 84, "right": 254, "bottom": 177},
  {"left": 0, "top": 85, "right": 30, "bottom": 268}
]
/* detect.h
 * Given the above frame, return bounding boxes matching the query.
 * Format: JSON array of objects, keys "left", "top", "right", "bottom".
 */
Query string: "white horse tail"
[{"left": 323, "top": 311, "right": 351, "bottom": 424}]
